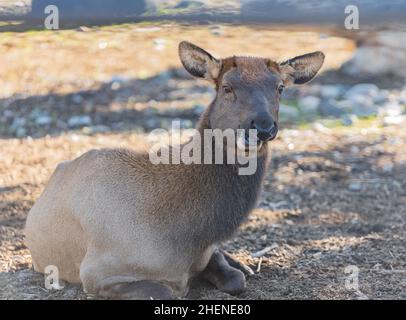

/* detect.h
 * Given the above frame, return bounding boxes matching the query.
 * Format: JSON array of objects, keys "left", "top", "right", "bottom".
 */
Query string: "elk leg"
[
  {"left": 98, "top": 280, "right": 174, "bottom": 300},
  {"left": 200, "top": 250, "right": 246, "bottom": 295}
]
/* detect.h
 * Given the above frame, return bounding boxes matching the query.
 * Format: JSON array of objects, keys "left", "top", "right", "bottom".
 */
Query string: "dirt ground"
[
  {"left": 0, "top": 23, "right": 405, "bottom": 299},
  {"left": 1, "top": 123, "right": 405, "bottom": 300}
]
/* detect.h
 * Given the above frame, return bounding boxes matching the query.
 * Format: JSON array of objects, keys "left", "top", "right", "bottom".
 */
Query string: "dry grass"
[{"left": 0, "top": 23, "right": 354, "bottom": 98}]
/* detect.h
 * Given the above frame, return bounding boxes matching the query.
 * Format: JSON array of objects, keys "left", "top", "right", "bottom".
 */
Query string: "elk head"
[{"left": 179, "top": 41, "right": 325, "bottom": 152}]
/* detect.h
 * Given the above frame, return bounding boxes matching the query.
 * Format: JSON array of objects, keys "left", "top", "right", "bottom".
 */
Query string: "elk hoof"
[{"left": 216, "top": 269, "right": 246, "bottom": 295}]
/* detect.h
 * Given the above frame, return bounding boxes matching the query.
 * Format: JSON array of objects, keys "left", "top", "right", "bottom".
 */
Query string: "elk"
[{"left": 25, "top": 41, "right": 324, "bottom": 299}]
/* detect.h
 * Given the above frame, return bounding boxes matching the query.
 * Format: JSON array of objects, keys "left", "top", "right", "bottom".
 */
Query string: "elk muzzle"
[{"left": 250, "top": 118, "right": 278, "bottom": 142}]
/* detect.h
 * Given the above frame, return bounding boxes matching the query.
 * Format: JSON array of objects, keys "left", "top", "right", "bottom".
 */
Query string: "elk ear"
[
  {"left": 279, "top": 51, "right": 325, "bottom": 86},
  {"left": 179, "top": 41, "right": 221, "bottom": 81}
]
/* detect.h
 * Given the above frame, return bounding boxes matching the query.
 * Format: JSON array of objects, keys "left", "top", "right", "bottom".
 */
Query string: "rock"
[
  {"left": 348, "top": 182, "right": 362, "bottom": 191},
  {"left": 192, "top": 104, "right": 205, "bottom": 116},
  {"left": 168, "top": 88, "right": 193, "bottom": 100},
  {"left": 373, "top": 90, "right": 390, "bottom": 105},
  {"left": 318, "top": 99, "right": 346, "bottom": 117},
  {"left": 279, "top": 104, "right": 300, "bottom": 122},
  {"left": 320, "top": 85, "right": 341, "bottom": 99},
  {"left": 350, "top": 95, "right": 378, "bottom": 117},
  {"left": 56, "top": 120, "right": 68, "bottom": 129},
  {"left": 340, "top": 31, "right": 406, "bottom": 78},
  {"left": 313, "top": 252, "right": 322, "bottom": 259},
  {"left": 154, "top": 70, "right": 172, "bottom": 84},
  {"left": 15, "top": 127, "right": 27, "bottom": 138},
  {"left": 209, "top": 26, "right": 224, "bottom": 36},
  {"left": 72, "top": 94, "right": 83, "bottom": 104},
  {"left": 98, "top": 41, "right": 108, "bottom": 50},
  {"left": 380, "top": 102, "right": 403, "bottom": 117},
  {"left": 312, "top": 122, "right": 331, "bottom": 133},
  {"left": 382, "top": 115, "right": 406, "bottom": 125},
  {"left": 111, "top": 81, "right": 121, "bottom": 90},
  {"left": 282, "top": 87, "right": 300, "bottom": 100},
  {"left": 35, "top": 115, "right": 53, "bottom": 126},
  {"left": 180, "top": 119, "right": 193, "bottom": 129},
  {"left": 299, "top": 96, "right": 320, "bottom": 113},
  {"left": 144, "top": 118, "right": 161, "bottom": 130},
  {"left": 110, "top": 75, "right": 127, "bottom": 83},
  {"left": 352, "top": 106, "right": 378, "bottom": 118},
  {"left": 86, "top": 125, "right": 111, "bottom": 134},
  {"left": 350, "top": 146, "right": 360, "bottom": 154},
  {"left": 2, "top": 110, "right": 14, "bottom": 118},
  {"left": 11, "top": 117, "right": 26, "bottom": 130},
  {"left": 144, "top": 106, "right": 159, "bottom": 117},
  {"left": 382, "top": 163, "right": 394, "bottom": 173},
  {"left": 153, "top": 38, "right": 166, "bottom": 51},
  {"left": 303, "top": 84, "right": 321, "bottom": 97},
  {"left": 334, "top": 99, "right": 353, "bottom": 112},
  {"left": 175, "top": 0, "right": 204, "bottom": 9},
  {"left": 68, "top": 115, "right": 92, "bottom": 128},
  {"left": 76, "top": 26, "right": 91, "bottom": 32},
  {"left": 344, "top": 83, "right": 380, "bottom": 100},
  {"left": 398, "top": 91, "right": 406, "bottom": 105},
  {"left": 341, "top": 114, "right": 358, "bottom": 126}
]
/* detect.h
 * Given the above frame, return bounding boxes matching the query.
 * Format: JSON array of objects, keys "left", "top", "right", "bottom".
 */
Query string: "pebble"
[
  {"left": 67, "top": 115, "right": 92, "bottom": 128},
  {"left": 83, "top": 125, "right": 111, "bottom": 134},
  {"left": 192, "top": 104, "right": 205, "bottom": 116},
  {"left": 210, "top": 27, "right": 224, "bottom": 36},
  {"left": 180, "top": 119, "right": 193, "bottom": 129},
  {"left": 345, "top": 83, "right": 380, "bottom": 99},
  {"left": 98, "top": 41, "right": 108, "bottom": 50},
  {"left": 383, "top": 115, "right": 406, "bottom": 125},
  {"left": 312, "top": 122, "right": 331, "bottom": 133},
  {"left": 279, "top": 104, "right": 300, "bottom": 121},
  {"left": 11, "top": 117, "right": 26, "bottom": 130},
  {"left": 381, "top": 102, "right": 403, "bottom": 117},
  {"left": 320, "top": 85, "right": 341, "bottom": 99},
  {"left": 71, "top": 94, "right": 83, "bottom": 104},
  {"left": 144, "top": 118, "right": 162, "bottom": 130},
  {"left": 341, "top": 114, "right": 357, "bottom": 126},
  {"left": 348, "top": 182, "right": 362, "bottom": 191},
  {"left": 153, "top": 38, "right": 166, "bottom": 51},
  {"left": 299, "top": 96, "right": 320, "bottom": 113},
  {"left": 111, "top": 81, "right": 121, "bottom": 90},
  {"left": 318, "top": 99, "right": 346, "bottom": 117},
  {"left": 15, "top": 127, "right": 27, "bottom": 138},
  {"left": 373, "top": 90, "right": 390, "bottom": 104},
  {"left": 350, "top": 95, "right": 378, "bottom": 117},
  {"left": 313, "top": 252, "right": 322, "bottom": 259},
  {"left": 76, "top": 26, "right": 91, "bottom": 32},
  {"left": 382, "top": 163, "right": 394, "bottom": 173},
  {"left": 35, "top": 115, "right": 52, "bottom": 126}
]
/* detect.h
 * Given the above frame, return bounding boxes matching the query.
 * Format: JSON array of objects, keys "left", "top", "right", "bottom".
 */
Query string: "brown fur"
[{"left": 25, "top": 42, "right": 324, "bottom": 299}]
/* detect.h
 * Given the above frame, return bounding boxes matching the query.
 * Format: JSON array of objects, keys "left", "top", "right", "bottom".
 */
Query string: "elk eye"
[
  {"left": 223, "top": 85, "right": 233, "bottom": 94},
  {"left": 278, "top": 84, "right": 285, "bottom": 95}
]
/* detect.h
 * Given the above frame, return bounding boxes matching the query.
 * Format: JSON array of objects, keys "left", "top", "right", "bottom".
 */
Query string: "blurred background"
[{"left": 0, "top": 1, "right": 405, "bottom": 300}]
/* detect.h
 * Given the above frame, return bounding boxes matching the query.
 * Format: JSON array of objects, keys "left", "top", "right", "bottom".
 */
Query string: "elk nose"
[{"left": 251, "top": 120, "right": 278, "bottom": 142}]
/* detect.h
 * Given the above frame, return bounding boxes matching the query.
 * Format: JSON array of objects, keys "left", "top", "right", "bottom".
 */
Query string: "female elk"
[{"left": 25, "top": 41, "right": 324, "bottom": 299}]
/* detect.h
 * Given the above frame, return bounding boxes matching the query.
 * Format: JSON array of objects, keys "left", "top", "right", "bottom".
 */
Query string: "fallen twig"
[
  {"left": 251, "top": 243, "right": 278, "bottom": 258},
  {"left": 256, "top": 257, "right": 263, "bottom": 273}
]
